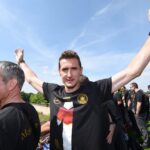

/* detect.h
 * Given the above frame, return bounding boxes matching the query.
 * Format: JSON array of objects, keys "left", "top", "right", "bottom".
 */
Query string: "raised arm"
[
  {"left": 112, "top": 10, "right": 150, "bottom": 93},
  {"left": 112, "top": 37, "right": 150, "bottom": 92},
  {"left": 15, "top": 48, "right": 44, "bottom": 93}
]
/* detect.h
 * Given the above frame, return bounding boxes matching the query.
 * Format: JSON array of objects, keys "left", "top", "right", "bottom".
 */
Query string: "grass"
[{"left": 144, "top": 121, "right": 150, "bottom": 150}]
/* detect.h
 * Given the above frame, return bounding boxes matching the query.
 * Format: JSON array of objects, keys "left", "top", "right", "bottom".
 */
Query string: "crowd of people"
[
  {"left": 111, "top": 84, "right": 150, "bottom": 149},
  {"left": 0, "top": 9, "right": 149, "bottom": 150}
]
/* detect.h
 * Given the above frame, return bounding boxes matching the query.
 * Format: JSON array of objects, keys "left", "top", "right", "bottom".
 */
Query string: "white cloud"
[
  {"left": 68, "top": 29, "right": 86, "bottom": 49},
  {"left": 76, "top": 27, "right": 129, "bottom": 51},
  {"left": 68, "top": 0, "right": 132, "bottom": 52},
  {"left": 90, "top": 1, "right": 113, "bottom": 21}
]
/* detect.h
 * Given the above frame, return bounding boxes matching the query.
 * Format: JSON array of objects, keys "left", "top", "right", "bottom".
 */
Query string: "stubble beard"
[{"left": 65, "top": 82, "right": 80, "bottom": 92}]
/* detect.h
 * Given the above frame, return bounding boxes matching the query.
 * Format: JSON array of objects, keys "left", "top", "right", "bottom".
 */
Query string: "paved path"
[{"left": 32, "top": 104, "right": 50, "bottom": 115}]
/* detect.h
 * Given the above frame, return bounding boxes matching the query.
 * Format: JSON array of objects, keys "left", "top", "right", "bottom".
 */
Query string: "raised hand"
[{"left": 15, "top": 48, "right": 24, "bottom": 64}]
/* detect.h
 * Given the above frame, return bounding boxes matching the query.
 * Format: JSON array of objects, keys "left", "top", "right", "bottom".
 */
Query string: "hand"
[
  {"left": 106, "top": 131, "right": 113, "bottom": 144},
  {"left": 106, "top": 124, "right": 116, "bottom": 144},
  {"left": 15, "top": 48, "right": 24, "bottom": 64}
]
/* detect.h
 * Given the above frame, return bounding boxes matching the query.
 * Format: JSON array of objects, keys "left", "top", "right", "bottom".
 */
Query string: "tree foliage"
[{"left": 21, "top": 91, "right": 48, "bottom": 105}]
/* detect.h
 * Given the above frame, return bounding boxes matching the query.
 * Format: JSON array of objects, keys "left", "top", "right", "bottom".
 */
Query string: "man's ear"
[{"left": 7, "top": 78, "right": 18, "bottom": 91}]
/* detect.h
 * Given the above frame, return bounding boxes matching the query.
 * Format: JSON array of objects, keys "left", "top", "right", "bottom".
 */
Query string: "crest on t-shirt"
[
  {"left": 53, "top": 97, "right": 62, "bottom": 105},
  {"left": 77, "top": 93, "right": 88, "bottom": 104}
]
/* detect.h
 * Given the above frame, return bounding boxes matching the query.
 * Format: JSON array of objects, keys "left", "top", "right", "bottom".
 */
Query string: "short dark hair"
[
  {"left": 58, "top": 50, "right": 82, "bottom": 69},
  {"left": 0, "top": 61, "right": 25, "bottom": 90},
  {"left": 131, "top": 82, "right": 138, "bottom": 88},
  {"left": 148, "top": 85, "right": 150, "bottom": 89}
]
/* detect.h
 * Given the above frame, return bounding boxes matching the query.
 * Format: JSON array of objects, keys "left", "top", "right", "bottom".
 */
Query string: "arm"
[
  {"left": 127, "top": 99, "right": 131, "bottom": 108},
  {"left": 41, "top": 121, "right": 50, "bottom": 136},
  {"left": 15, "top": 48, "right": 44, "bottom": 93},
  {"left": 112, "top": 10, "right": 150, "bottom": 93},
  {"left": 135, "top": 101, "right": 142, "bottom": 116},
  {"left": 106, "top": 113, "right": 116, "bottom": 144},
  {"left": 112, "top": 38, "right": 150, "bottom": 93}
]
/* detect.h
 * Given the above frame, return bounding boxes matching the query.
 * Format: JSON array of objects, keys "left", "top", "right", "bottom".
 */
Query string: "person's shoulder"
[
  {"left": 0, "top": 105, "right": 20, "bottom": 124},
  {"left": 18, "top": 102, "right": 39, "bottom": 115},
  {"left": 96, "top": 77, "right": 111, "bottom": 82},
  {"left": 20, "top": 102, "right": 35, "bottom": 109},
  {"left": 94, "top": 77, "right": 112, "bottom": 89},
  {"left": 94, "top": 77, "right": 111, "bottom": 85},
  {"left": 0, "top": 106, "right": 16, "bottom": 117},
  {"left": 43, "top": 82, "right": 63, "bottom": 91},
  {"left": 137, "top": 89, "right": 144, "bottom": 96},
  {"left": 1, "top": 103, "right": 37, "bottom": 116}
]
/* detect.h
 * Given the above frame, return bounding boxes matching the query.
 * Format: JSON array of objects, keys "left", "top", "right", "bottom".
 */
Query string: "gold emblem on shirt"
[
  {"left": 77, "top": 94, "right": 88, "bottom": 104},
  {"left": 53, "top": 97, "right": 61, "bottom": 105}
]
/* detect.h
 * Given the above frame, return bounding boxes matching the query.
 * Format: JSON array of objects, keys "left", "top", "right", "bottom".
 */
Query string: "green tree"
[
  {"left": 21, "top": 91, "right": 32, "bottom": 102},
  {"left": 29, "top": 92, "right": 48, "bottom": 105}
]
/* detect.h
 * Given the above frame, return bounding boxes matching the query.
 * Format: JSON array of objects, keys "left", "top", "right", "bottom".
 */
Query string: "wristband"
[{"left": 18, "top": 59, "right": 25, "bottom": 65}]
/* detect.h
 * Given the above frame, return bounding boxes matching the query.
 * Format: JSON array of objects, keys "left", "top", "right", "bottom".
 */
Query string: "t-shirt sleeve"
[
  {"left": 95, "top": 77, "right": 112, "bottom": 100},
  {"left": 136, "top": 91, "right": 143, "bottom": 102},
  {"left": 42, "top": 82, "right": 59, "bottom": 102},
  {"left": 106, "top": 100, "right": 122, "bottom": 123}
]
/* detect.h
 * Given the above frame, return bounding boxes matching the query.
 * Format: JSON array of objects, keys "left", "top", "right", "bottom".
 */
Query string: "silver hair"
[{"left": 0, "top": 61, "right": 25, "bottom": 90}]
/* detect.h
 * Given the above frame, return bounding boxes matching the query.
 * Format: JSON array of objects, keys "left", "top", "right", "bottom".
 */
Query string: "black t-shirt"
[
  {"left": 135, "top": 90, "right": 149, "bottom": 115},
  {"left": 0, "top": 103, "right": 41, "bottom": 150},
  {"left": 43, "top": 78, "right": 112, "bottom": 150},
  {"left": 113, "top": 92, "right": 122, "bottom": 102},
  {"left": 127, "top": 91, "right": 136, "bottom": 112}
]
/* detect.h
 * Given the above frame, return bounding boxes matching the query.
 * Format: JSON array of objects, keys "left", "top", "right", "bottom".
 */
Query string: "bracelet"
[{"left": 18, "top": 59, "right": 25, "bottom": 65}]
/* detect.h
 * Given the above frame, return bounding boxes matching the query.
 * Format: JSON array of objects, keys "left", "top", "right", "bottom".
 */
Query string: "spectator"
[
  {"left": 0, "top": 61, "right": 40, "bottom": 150},
  {"left": 129, "top": 82, "right": 149, "bottom": 148}
]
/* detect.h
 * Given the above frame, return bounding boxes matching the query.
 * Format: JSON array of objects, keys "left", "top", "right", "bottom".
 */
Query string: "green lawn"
[
  {"left": 145, "top": 146, "right": 150, "bottom": 149},
  {"left": 144, "top": 121, "right": 150, "bottom": 150},
  {"left": 38, "top": 112, "right": 50, "bottom": 123}
]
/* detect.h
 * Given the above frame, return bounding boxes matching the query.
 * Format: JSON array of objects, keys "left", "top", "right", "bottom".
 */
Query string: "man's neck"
[{"left": 1, "top": 95, "right": 24, "bottom": 109}]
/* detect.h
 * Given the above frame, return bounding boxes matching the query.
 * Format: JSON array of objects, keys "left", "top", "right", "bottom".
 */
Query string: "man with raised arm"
[{"left": 15, "top": 10, "right": 150, "bottom": 150}]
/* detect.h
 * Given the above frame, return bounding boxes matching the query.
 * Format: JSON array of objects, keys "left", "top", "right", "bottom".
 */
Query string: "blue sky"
[{"left": 0, "top": 0, "right": 149, "bottom": 93}]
